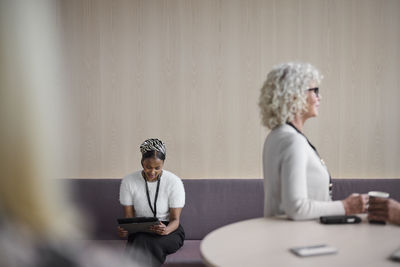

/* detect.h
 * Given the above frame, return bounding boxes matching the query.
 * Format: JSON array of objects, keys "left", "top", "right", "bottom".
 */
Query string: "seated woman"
[
  {"left": 117, "top": 138, "right": 185, "bottom": 266},
  {"left": 258, "top": 62, "right": 368, "bottom": 220}
]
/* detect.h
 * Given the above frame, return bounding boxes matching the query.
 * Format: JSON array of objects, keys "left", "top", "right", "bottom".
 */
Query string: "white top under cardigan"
[
  {"left": 119, "top": 170, "right": 185, "bottom": 221},
  {"left": 262, "top": 124, "right": 345, "bottom": 220}
]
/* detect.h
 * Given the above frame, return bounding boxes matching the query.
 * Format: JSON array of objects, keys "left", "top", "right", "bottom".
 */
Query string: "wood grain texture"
[{"left": 58, "top": 0, "right": 400, "bottom": 178}]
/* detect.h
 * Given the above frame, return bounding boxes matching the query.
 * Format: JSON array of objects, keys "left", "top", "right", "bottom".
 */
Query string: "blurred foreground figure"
[{"left": 0, "top": 1, "right": 139, "bottom": 266}]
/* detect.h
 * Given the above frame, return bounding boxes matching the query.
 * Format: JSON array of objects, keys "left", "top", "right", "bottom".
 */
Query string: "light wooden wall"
[{"left": 58, "top": 0, "right": 400, "bottom": 179}]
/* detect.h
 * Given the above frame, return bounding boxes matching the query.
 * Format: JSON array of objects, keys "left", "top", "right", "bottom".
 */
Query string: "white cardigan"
[{"left": 262, "top": 124, "right": 345, "bottom": 220}]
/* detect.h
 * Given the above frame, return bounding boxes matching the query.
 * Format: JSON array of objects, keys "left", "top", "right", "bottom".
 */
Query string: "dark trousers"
[{"left": 126, "top": 222, "right": 185, "bottom": 267}]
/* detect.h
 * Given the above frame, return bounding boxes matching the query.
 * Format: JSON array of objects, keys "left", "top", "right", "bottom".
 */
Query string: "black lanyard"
[
  {"left": 142, "top": 171, "right": 161, "bottom": 218},
  {"left": 286, "top": 122, "right": 333, "bottom": 197}
]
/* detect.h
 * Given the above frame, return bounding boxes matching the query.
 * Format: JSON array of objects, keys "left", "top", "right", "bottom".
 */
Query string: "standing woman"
[
  {"left": 259, "top": 62, "right": 368, "bottom": 220},
  {"left": 118, "top": 138, "right": 185, "bottom": 266}
]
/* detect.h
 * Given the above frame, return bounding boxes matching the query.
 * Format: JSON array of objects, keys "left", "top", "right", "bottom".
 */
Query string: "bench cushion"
[
  {"left": 181, "top": 179, "right": 264, "bottom": 239},
  {"left": 65, "top": 178, "right": 400, "bottom": 240},
  {"left": 66, "top": 179, "right": 264, "bottom": 240}
]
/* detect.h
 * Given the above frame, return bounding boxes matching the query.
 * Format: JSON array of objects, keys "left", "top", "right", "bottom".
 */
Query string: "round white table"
[{"left": 200, "top": 216, "right": 400, "bottom": 267}]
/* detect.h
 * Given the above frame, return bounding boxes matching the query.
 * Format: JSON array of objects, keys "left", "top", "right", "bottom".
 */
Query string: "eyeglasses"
[{"left": 307, "top": 87, "right": 319, "bottom": 97}]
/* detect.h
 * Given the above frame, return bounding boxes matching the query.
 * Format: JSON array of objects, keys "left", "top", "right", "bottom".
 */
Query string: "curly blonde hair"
[{"left": 259, "top": 62, "right": 323, "bottom": 129}]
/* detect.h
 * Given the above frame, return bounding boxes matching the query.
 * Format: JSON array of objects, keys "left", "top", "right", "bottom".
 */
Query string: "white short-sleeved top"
[
  {"left": 263, "top": 124, "right": 345, "bottom": 220},
  {"left": 119, "top": 170, "right": 185, "bottom": 221}
]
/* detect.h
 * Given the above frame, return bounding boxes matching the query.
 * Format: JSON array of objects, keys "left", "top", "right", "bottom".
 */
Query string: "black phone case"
[{"left": 320, "top": 215, "right": 361, "bottom": 224}]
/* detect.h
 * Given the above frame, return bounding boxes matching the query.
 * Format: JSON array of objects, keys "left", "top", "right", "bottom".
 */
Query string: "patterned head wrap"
[{"left": 140, "top": 138, "right": 166, "bottom": 156}]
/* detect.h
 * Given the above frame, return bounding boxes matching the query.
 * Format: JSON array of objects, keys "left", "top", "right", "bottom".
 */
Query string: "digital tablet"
[{"left": 117, "top": 217, "right": 160, "bottom": 234}]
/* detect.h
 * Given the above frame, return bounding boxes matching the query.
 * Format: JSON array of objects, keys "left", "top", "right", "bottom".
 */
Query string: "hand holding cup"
[
  {"left": 368, "top": 191, "right": 400, "bottom": 225},
  {"left": 367, "top": 191, "right": 389, "bottom": 224}
]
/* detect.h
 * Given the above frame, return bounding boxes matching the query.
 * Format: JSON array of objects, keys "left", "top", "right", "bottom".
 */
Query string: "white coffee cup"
[{"left": 368, "top": 191, "right": 389, "bottom": 199}]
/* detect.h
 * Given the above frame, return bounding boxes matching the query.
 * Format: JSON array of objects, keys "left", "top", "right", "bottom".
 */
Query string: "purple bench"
[{"left": 65, "top": 178, "right": 400, "bottom": 266}]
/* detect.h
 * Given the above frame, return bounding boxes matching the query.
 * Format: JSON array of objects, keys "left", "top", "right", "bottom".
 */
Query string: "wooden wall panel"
[{"left": 58, "top": 0, "right": 400, "bottom": 179}]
